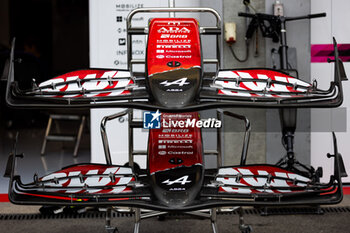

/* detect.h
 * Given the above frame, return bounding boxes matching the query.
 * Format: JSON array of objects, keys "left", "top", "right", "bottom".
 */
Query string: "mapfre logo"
[{"left": 157, "top": 27, "right": 191, "bottom": 33}]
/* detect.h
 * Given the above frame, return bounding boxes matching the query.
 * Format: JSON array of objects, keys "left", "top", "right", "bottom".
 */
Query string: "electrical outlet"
[
  {"left": 224, "top": 22, "right": 236, "bottom": 44},
  {"left": 274, "top": 1, "right": 284, "bottom": 16}
]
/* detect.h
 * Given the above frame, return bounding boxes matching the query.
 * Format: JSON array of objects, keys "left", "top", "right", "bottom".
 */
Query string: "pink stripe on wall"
[{"left": 311, "top": 43, "right": 350, "bottom": 63}]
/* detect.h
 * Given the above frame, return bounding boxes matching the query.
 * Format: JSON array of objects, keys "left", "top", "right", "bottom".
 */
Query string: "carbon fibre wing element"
[
  {"left": 6, "top": 39, "right": 150, "bottom": 109},
  {"left": 6, "top": 38, "right": 347, "bottom": 111},
  {"left": 200, "top": 38, "right": 347, "bottom": 108},
  {"left": 6, "top": 133, "right": 345, "bottom": 211}
]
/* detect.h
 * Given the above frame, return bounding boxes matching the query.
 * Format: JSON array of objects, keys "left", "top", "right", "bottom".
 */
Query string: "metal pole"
[
  {"left": 128, "top": 110, "right": 134, "bottom": 168},
  {"left": 222, "top": 111, "right": 251, "bottom": 166},
  {"left": 210, "top": 208, "right": 219, "bottom": 233},
  {"left": 41, "top": 116, "right": 53, "bottom": 155},
  {"left": 169, "top": 0, "right": 175, "bottom": 17},
  {"left": 134, "top": 208, "right": 141, "bottom": 233},
  {"left": 127, "top": 8, "right": 221, "bottom": 26},
  {"left": 279, "top": 16, "right": 297, "bottom": 168},
  {"left": 216, "top": 110, "right": 223, "bottom": 167},
  {"left": 279, "top": 17, "right": 288, "bottom": 70},
  {"left": 100, "top": 110, "right": 130, "bottom": 165}
]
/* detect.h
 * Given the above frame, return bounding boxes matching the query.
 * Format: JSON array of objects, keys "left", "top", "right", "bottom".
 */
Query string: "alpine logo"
[
  {"left": 160, "top": 78, "right": 189, "bottom": 87},
  {"left": 157, "top": 27, "right": 191, "bottom": 33},
  {"left": 162, "top": 175, "right": 191, "bottom": 185}
]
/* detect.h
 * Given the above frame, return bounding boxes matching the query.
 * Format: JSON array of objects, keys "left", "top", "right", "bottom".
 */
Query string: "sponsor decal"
[
  {"left": 157, "top": 27, "right": 191, "bottom": 34},
  {"left": 132, "top": 39, "right": 143, "bottom": 44},
  {"left": 156, "top": 45, "right": 191, "bottom": 49},
  {"left": 158, "top": 133, "right": 192, "bottom": 138},
  {"left": 143, "top": 110, "right": 222, "bottom": 129},
  {"left": 116, "top": 50, "right": 144, "bottom": 55},
  {"left": 158, "top": 140, "right": 193, "bottom": 144},
  {"left": 165, "top": 50, "right": 192, "bottom": 54},
  {"left": 160, "top": 34, "right": 188, "bottom": 39},
  {"left": 168, "top": 145, "right": 193, "bottom": 149},
  {"left": 168, "top": 151, "right": 193, "bottom": 155},
  {"left": 160, "top": 78, "right": 189, "bottom": 87},
  {"left": 114, "top": 60, "right": 127, "bottom": 66},
  {"left": 163, "top": 118, "right": 221, "bottom": 128},
  {"left": 116, "top": 4, "right": 144, "bottom": 10},
  {"left": 117, "top": 28, "right": 126, "bottom": 33},
  {"left": 116, "top": 16, "right": 123, "bottom": 22},
  {"left": 116, "top": 50, "right": 127, "bottom": 55},
  {"left": 165, "top": 55, "right": 192, "bottom": 59},
  {"left": 162, "top": 128, "right": 189, "bottom": 133},
  {"left": 167, "top": 21, "right": 182, "bottom": 25},
  {"left": 162, "top": 175, "right": 191, "bottom": 185},
  {"left": 132, "top": 16, "right": 144, "bottom": 21},
  {"left": 118, "top": 38, "right": 126, "bottom": 46},
  {"left": 143, "top": 110, "right": 161, "bottom": 129},
  {"left": 157, "top": 39, "right": 191, "bottom": 44}
]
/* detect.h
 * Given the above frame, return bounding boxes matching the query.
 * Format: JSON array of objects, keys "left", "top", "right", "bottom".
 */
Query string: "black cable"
[{"left": 228, "top": 40, "right": 250, "bottom": 63}]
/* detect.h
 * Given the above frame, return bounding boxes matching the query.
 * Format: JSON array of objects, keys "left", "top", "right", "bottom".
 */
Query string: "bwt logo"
[{"left": 143, "top": 110, "right": 161, "bottom": 129}]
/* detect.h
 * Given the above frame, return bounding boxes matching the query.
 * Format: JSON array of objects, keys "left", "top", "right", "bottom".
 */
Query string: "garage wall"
[
  {"left": 310, "top": 0, "right": 350, "bottom": 183},
  {"left": 265, "top": 0, "right": 311, "bottom": 165},
  {"left": 222, "top": 0, "right": 312, "bottom": 166},
  {"left": 0, "top": 0, "right": 9, "bottom": 47},
  {"left": 222, "top": 0, "right": 266, "bottom": 166}
]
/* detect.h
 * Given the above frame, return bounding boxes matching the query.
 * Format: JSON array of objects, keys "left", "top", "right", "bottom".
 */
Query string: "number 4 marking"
[{"left": 162, "top": 175, "right": 191, "bottom": 185}]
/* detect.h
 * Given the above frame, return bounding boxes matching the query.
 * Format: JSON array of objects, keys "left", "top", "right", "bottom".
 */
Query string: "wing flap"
[
  {"left": 35, "top": 69, "right": 134, "bottom": 98},
  {"left": 200, "top": 38, "right": 346, "bottom": 108},
  {"left": 8, "top": 162, "right": 151, "bottom": 205},
  {"left": 6, "top": 134, "right": 344, "bottom": 210},
  {"left": 203, "top": 67, "right": 338, "bottom": 100},
  {"left": 6, "top": 39, "right": 150, "bottom": 109}
]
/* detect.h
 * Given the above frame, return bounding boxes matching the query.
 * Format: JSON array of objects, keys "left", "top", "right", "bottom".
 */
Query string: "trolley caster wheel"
[
  {"left": 124, "top": 162, "right": 141, "bottom": 175},
  {"left": 240, "top": 225, "right": 252, "bottom": 233},
  {"left": 105, "top": 226, "right": 119, "bottom": 233},
  {"left": 316, "top": 167, "right": 323, "bottom": 178},
  {"left": 39, "top": 205, "right": 64, "bottom": 215}
]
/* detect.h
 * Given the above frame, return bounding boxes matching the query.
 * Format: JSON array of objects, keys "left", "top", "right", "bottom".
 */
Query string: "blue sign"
[{"left": 143, "top": 110, "right": 161, "bottom": 129}]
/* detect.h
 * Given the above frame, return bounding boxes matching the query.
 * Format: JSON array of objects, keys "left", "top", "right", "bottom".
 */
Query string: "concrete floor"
[
  {"left": 0, "top": 114, "right": 91, "bottom": 193},
  {"left": 0, "top": 204, "right": 350, "bottom": 233}
]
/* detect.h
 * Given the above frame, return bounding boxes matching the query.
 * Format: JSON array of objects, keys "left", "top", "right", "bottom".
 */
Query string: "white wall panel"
[
  {"left": 310, "top": 0, "right": 332, "bottom": 44},
  {"left": 311, "top": 0, "right": 350, "bottom": 182}
]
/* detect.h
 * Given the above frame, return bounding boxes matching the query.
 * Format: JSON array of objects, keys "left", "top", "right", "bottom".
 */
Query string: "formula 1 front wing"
[
  {"left": 5, "top": 133, "right": 346, "bottom": 211},
  {"left": 6, "top": 38, "right": 347, "bottom": 111}
]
